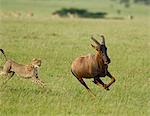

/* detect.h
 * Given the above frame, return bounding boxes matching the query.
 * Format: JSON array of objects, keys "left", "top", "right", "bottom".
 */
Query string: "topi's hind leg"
[
  {"left": 76, "top": 77, "right": 96, "bottom": 97},
  {"left": 93, "top": 77, "right": 109, "bottom": 90}
]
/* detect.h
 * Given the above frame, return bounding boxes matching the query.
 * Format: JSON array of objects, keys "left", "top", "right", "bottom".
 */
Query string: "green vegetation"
[{"left": 0, "top": 0, "right": 150, "bottom": 116}]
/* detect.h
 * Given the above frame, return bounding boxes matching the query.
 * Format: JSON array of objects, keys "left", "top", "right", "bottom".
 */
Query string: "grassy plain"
[{"left": 0, "top": 0, "right": 150, "bottom": 116}]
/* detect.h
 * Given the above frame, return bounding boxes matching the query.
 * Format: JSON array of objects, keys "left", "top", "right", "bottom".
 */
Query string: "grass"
[{"left": 0, "top": 0, "right": 150, "bottom": 116}]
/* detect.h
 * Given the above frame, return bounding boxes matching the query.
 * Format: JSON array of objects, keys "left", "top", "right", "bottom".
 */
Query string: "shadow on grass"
[{"left": 52, "top": 8, "right": 107, "bottom": 18}]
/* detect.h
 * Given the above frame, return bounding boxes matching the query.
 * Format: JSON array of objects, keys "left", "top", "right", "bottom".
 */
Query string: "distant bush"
[
  {"left": 134, "top": 0, "right": 150, "bottom": 5},
  {"left": 112, "top": 0, "right": 150, "bottom": 7},
  {"left": 52, "top": 8, "right": 107, "bottom": 18}
]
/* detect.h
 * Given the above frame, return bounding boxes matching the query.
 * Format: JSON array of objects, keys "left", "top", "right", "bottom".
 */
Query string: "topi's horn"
[
  {"left": 91, "top": 36, "right": 100, "bottom": 45},
  {"left": 100, "top": 35, "right": 105, "bottom": 45}
]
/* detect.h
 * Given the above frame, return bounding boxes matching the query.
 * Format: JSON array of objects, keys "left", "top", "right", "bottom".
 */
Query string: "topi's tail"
[{"left": 0, "top": 49, "right": 7, "bottom": 61}]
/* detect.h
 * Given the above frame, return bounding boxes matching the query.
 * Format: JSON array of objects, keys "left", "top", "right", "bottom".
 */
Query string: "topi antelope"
[{"left": 71, "top": 35, "right": 116, "bottom": 96}]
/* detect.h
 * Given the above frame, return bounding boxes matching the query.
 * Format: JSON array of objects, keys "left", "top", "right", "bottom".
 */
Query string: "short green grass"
[{"left": 0, "top": 0, "right": 150, "bottom": 116}]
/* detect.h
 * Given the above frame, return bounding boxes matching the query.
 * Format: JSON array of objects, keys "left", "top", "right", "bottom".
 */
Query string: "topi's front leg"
[
  {"left": 93, "top": 77, "right": 109, "bottom": 90},
  {"left": 105, "top": 71, "right": 116, "bottom": 89},
  {"left": 76, "top": 76, "right": 96, "bottom": 97}
]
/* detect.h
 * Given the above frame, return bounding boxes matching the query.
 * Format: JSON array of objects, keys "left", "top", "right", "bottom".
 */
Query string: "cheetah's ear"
[{"left": 32, "top": 58, "right": 37, "bottom": 61}]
